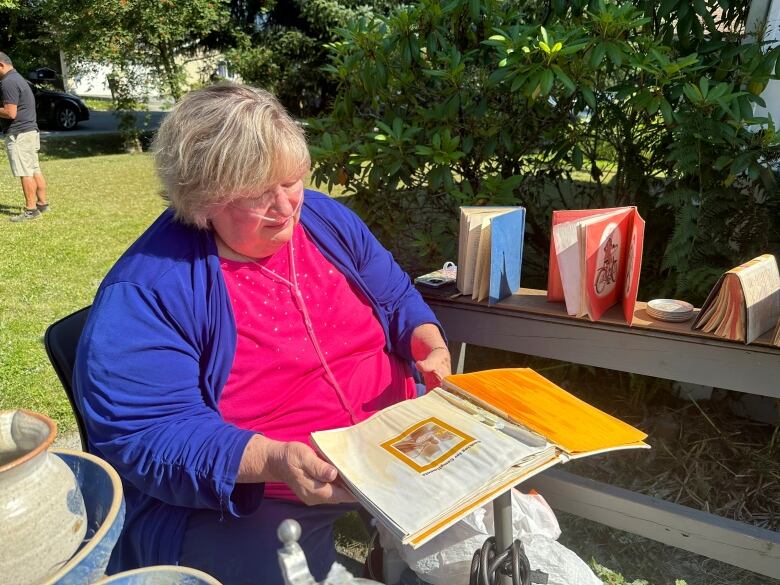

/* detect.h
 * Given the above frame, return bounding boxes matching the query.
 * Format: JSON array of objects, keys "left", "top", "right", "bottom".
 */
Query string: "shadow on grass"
[
  {"left": 40, "top": 132, "right": 155, "bottom": 160},
  {"left": 0, "top": 203, "right": 20, "bottom": 216}
]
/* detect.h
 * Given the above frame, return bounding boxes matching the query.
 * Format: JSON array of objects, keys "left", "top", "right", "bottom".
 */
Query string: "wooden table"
[{"left": 420, "top": 286, "right": 780, "bottom": 579}]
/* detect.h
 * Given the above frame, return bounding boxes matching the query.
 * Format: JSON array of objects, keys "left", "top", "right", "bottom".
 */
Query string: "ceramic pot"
[
  {"left": 100, "top": 565, "right": 223, "bottom": 584},
  {"left": 44, "top": 449, "right": 125, "bottom": 585},
  {"left": 0, "top": 410, "right": 87, "bottom": 585}
]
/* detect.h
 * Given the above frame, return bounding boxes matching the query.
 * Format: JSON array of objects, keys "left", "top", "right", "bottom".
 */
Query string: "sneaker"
[
  {"left": 9, "top": 208, "right": 42, "bottom": 222},
  {"left": 36, "top": 203, "right": 50, "bottom": 213}
]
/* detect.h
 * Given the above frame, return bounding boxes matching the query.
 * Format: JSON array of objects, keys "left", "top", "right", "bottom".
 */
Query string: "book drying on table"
[
  {"left": 311, "top": 368, "right": 649, "bottom": 549},
  {"left": 456, "top": 206, "right": 526, "bottom": 304},
  {"left": 693, "top": 254, "right": 780, "bottom": 345},
  {"left": 547, "top": 207, "right": 645, "bottom": 324}
]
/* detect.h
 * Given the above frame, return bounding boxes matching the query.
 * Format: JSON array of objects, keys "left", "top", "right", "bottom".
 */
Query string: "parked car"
[{"left": 28, "top": 82, "right": 90, "bottom": 131}]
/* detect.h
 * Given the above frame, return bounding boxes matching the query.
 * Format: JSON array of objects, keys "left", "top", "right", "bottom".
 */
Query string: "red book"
[{"left": 547, "top": 207, "right": 645, "bottom": 324}]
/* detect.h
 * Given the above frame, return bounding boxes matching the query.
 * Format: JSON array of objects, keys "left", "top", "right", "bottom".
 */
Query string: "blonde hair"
[{"left": 152, "top": 84, "right": 311, "bottom": 228}]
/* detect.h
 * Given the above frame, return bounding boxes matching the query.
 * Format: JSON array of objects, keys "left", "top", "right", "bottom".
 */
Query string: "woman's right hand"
[
  {"left": 238, "top": 435, "right": 355, "bottom": 505},
  {"left": 267, "top": 440, "right": 356, "bottom": 505}
]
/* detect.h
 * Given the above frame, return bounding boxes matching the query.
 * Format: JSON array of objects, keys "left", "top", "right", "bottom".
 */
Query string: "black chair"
[{"left": 44, "top": 306, "right": 91, "bottom": 451}]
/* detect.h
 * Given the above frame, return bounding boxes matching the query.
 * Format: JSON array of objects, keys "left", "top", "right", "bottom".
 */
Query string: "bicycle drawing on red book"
[{"left": 595, "top": 232, "right": 619, "bottom": 295}]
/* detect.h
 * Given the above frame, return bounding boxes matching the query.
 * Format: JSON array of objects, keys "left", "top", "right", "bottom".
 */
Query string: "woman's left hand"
[{"left": 415, "top": 346, "right": 452, "bottom": 391}]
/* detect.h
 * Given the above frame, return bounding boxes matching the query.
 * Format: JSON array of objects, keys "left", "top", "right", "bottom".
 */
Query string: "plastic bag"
[{"left": 377, "top": 489, "right": 600, "bottom": 585}]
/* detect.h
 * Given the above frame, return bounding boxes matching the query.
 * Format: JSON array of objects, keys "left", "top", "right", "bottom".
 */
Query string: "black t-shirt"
[{"left": 1, "top": 69, "right": 38, "bottom": 135}]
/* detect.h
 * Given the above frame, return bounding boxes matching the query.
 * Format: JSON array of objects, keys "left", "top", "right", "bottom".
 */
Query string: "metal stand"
[
  {"left": 468, "top": 536, "right": 531, "bottom": 585},
  {"left": 467, "top": 491, "right": 537, "bottom": 585}
]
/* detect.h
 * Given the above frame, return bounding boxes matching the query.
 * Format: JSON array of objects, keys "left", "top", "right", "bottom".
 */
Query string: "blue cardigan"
[{"left": 73, "top": 190, "right": 442, "bottom": 572}]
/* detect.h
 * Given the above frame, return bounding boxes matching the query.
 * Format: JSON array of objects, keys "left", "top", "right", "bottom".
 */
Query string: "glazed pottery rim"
[
  {"left": 41, "top": 448, "right": 125, "bottom": 585},
  {"left": 0, "top": 409, "right": 57, "bottom": 473},
  {"left": 101, "top": 565, "right": 223, "bottom": 584}
]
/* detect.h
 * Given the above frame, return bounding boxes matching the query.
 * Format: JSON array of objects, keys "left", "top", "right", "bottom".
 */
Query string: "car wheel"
[{"left": 55, "top": 104, "right": 79, "bottom": 130}]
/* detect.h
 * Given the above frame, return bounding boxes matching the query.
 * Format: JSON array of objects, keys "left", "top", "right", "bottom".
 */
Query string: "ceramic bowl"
[
  {"left": 0, "top": 410, "right": 88, "bottom": 585},
  {"left": 100, "top": 565, "right": 223, "bottom": 584},
  {"left": 43, "top": 449, "right": 126, "bottom": 585}
]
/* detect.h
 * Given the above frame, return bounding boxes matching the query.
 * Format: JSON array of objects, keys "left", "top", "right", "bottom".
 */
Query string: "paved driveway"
[{"left": 40, "top": 109, "right": 167, "bottom": 138}]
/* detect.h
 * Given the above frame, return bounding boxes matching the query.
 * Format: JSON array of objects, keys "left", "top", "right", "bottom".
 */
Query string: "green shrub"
[{"left": 310, "top": 0, "right": 780, "bottom": 301}]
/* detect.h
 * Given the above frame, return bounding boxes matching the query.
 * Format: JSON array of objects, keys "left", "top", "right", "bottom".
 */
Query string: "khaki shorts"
[{"left": 5, "top": 131, "right": 41, "bottom": 177}]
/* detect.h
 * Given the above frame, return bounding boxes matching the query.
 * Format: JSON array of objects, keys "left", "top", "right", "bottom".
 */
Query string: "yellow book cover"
[{"left": 443, "top": 368, "right": 648, "bottom": 455}]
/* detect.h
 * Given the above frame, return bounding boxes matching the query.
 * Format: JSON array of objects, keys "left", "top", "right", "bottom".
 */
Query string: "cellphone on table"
[{"left": 414, "top": 262, "right": 457, "bottom": 288}]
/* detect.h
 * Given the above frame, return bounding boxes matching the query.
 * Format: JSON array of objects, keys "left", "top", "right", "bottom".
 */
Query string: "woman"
[{"left": 73, "top": 84, "right": 450, "bottom": 584}]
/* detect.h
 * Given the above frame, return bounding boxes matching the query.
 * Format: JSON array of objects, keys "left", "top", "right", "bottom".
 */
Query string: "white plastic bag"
[{"left": 377, "top": 489, "right": 600, "bottom": 585}]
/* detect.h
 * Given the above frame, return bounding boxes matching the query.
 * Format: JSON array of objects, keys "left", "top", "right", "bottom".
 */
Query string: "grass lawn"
[{"left": 0, "top": 148, "right": 164, "bottom": 430}]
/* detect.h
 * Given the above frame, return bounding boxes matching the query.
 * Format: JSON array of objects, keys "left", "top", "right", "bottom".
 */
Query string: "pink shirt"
[{"left": 219, "top": 225, "right": 416, "bottom": 500}]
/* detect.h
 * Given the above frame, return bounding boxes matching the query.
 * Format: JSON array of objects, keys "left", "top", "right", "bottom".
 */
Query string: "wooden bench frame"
[{"left": 421, "top": 287, "right": 780, "bottom": 579}]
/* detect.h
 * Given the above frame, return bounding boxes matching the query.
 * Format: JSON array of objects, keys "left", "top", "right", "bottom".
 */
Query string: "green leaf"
[
  {"left": 658, "top": 0, "right": 678, "bottom": 18},
  {"left": 572, "top": 146, "right": 583, "bottom": 170},
  {"left": 488, "top": 34, "right": 507, "bottom": 42},
  {"left": 588, "top": 43, "right": 606, "bottom": 69},
  {"left": 539, "top": 41, "right": 551, "bottom": 54},
  {"left": 581, "top": 87, "right": 596, "bottom": 109},
  {"left": 552, "top": 65, "right": 576, "bottom": 92},
  {"left": 683, "top": 83, "right": 702, "bottom": 103},
  {"left": 698, "top": 77, "right": 709, "bottom": 98},
  {"left": 660, "top": 99, "right": 674, "bottom": 125},
  {"left": 712, "top": 155, "right": 731, "bottom": 171},
  {"left": 488, "top": 67, "right": 510, "bottom": 86},
  {"left": 469, "top": 0, "right": 480, "bottom": 21},
  {"left": 552, "top": 42, "right": 562, "bottom": 53},
  {"left": 605, "top": 43, "right": 623, "bottom": 67},
  {"left": 540, "top": 69, "right": 555, "bottom": 95}
]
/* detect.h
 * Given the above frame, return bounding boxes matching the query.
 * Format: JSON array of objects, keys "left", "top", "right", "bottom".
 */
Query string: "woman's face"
[{"left": 210, "top": 175, "right": 305, "bottom": 260}]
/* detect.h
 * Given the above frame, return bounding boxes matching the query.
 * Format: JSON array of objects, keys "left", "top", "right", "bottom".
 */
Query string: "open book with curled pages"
[
  {"left": 693, "top": 254, "right": 780, "bottom": 345},
  {"left": 311, "top": 368, "right": 648, "bottom": 549}
]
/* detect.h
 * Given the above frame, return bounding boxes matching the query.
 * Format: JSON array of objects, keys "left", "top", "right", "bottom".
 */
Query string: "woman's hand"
[
  {"left": 268, "top": 441, "right": 356, "bottom": 505},
  {"left": 237, "top": 435, "right": 355, "bottom": 505},
  {"left": 415, "top": 346, "right": 452, "bottom": 391},
  {"left": 410, "top": 323, "right": 452, "bottom": 391}
]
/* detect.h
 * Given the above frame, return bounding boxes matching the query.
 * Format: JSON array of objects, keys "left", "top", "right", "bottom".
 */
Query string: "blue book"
[
  {"left": 458, "top": 206, "right": 525, "bottom": 304},
  {"left": 488, "top": 208, "right": 526, "bottom": 304}
]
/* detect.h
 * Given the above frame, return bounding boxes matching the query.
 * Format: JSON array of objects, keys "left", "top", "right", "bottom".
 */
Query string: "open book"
[
  {"left": 693, "top": 254, "right": 780, "bottom": 344},
  {"left": 547, "top": 207, "right": 645, "bottom": 323},
  {"left": 456, "top": 206, "right": 526, "bottom": 304},
  {"left": 311, "top": 368, "right": 648, "bottom": 549}
]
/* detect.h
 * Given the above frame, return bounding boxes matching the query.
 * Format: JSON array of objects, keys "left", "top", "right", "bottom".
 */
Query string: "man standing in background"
[{"left": 0, "top": 51, "right": 48, "bottom": 222}]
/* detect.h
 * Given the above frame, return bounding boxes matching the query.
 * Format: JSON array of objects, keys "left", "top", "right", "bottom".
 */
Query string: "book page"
[
  {"left": 731, "top": 254, "right": 780, "bottom": 343},
  {"left": 582, "top": 209, "right": 633, "bottom": 321},
  {"left": 621, "top": 211, "right": 645, "bottom": 325},
  {"left": 552, "top": 221, "right": 582, "bottom": 315},
  {"left": 547, "top": 208, "right": 622, "bottom": 302},
  {"left": 473, "top": 218, "right": 492, "bottom": 302},
  {"left": 443, "top": 368, "right": 648, "bottom": 455},
  {"left": 456, "top": 208, "right": 471, "bottom": 293},
  {"left": 713, "top": 277, "right": 745, "bottom": 341},
  {"left": 458, "top": 211, "right": 484, "bottom": 295},
  {"left": 698, "top": 276, "right": 729, "bottom": 333},
  {"left": 311, "top": 390, "right": 551, "bottom": 541}
]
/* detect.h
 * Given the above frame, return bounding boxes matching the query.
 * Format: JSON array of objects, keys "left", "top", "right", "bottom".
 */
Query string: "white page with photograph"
[{"left": 311, "top": 390, "right": 550, "bottom": 541}]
